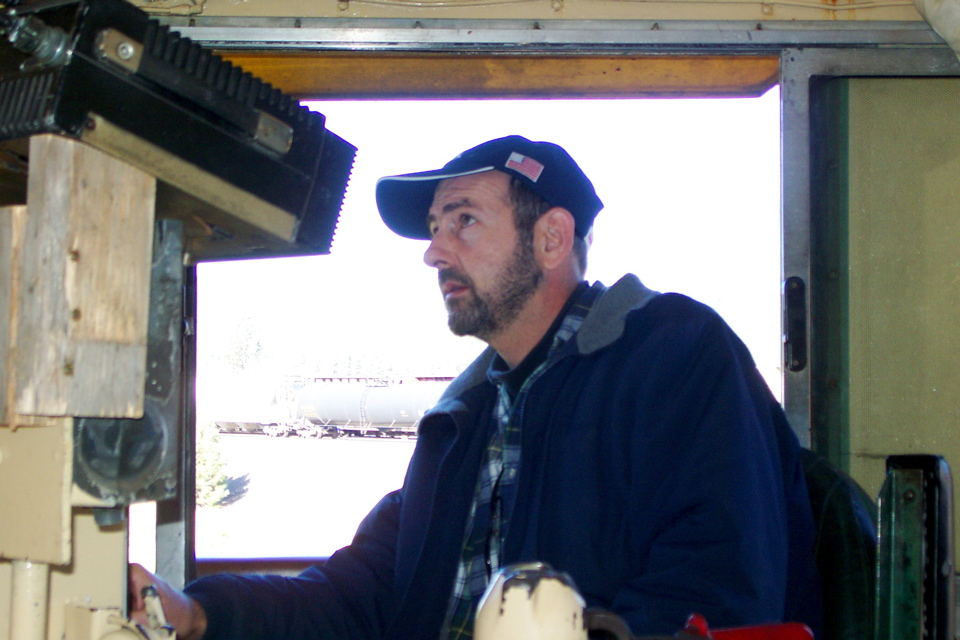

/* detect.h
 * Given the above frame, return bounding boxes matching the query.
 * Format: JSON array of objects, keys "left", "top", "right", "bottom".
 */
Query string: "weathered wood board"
[{"left": 14, "top": 135, "right": 155, "bottom": 418}]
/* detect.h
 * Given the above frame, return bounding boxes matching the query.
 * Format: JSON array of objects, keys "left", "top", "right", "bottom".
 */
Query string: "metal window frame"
[
  {"left": 166, "top": 18, "right": 941, "bottom": 52},
  {"left": 780, "top": 46, "right": 960, "bottom": 447}
]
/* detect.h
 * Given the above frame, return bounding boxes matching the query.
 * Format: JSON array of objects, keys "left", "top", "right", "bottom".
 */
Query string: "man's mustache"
[{"left": 438, "top": 268, "right": 475, "bottom": 291}]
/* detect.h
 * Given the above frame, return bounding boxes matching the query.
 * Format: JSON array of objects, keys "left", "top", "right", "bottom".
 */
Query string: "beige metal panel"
[
  {"left": 841, "top": 78, "right": 960, "bottom": 543},
  {"left": 169, "top": 0, "right": 922, "bottom": 23},
  {"left": 14, "top": 135, "right": 155, "bottom": 419},
  {"left": 48, "top": 509, "right": 128, "bottom": 640},
  {"left": 0, "top": 420, "right": 72, "bottom": 564},
  {"left": 220, "top": 52, "right": 779, "bottom": 99},
  {"left": 0, "top": 509, "right": 128, "bottom": 640}
]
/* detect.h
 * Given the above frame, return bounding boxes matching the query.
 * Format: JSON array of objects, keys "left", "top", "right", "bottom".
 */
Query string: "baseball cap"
[{"left": 376, "top": 135, "right": 603, "bottom": 240}]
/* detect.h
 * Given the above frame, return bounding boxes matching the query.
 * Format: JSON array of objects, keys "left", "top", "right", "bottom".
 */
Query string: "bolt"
[
  {"left": 116, "top": 41, "right": 135, "bottom": 61},
  {"left": 69, "top": 249, "right": 80, "bottom": 262},
  {"left": 71, "top": 308, "right": 81, "bottom": 321},
  {"left": 63, "top": 361, "right": 74, "bottom": 376},
  {"left": 904, "top": 489, "right": 916, "bottom": 502}
]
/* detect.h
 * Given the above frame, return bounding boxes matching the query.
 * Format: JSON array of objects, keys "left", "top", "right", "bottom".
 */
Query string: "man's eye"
[
  {"left": 427, "top": 222, "right": 439, "bottom": 237},
  {"left": 460, "top": 214, "right": 476, "bottom": 227}
]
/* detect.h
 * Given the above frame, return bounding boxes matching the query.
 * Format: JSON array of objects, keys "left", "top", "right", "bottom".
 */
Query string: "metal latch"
[{"left": 783, "top": 276, "right": 807, "bottom": 372}]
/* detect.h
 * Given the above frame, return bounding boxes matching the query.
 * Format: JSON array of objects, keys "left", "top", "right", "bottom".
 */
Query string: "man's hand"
[{"left": 128, "top": 563, "right": 208, "bottom": 640}]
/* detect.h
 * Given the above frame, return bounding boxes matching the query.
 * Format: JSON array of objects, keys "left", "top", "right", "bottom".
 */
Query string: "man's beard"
[{"left": 440, "top": 240, "right": 542, "bottom": 341}]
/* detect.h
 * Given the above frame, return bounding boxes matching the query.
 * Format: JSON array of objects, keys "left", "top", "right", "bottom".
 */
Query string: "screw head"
[{"left": 116, "top": 42, "right": 135, "bottom": 61}]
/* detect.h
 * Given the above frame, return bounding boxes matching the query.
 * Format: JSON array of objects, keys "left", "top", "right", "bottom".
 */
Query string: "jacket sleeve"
[
  {"left": 185, "top": 489, "right": 402, "bottom": 640},
  {"left": 608, "top": 311, "right": 805, "bottom": 634}
]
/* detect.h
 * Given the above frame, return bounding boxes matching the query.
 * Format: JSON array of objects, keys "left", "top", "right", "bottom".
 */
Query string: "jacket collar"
[
  {"left": 432, "top": 274, "right": 659, "bottom": 410},
  {"left": 575, "top": 274, "right": 659, "bottom": 355}
]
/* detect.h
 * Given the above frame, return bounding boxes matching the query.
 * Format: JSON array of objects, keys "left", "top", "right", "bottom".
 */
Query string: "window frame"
[
  {"left": 780, "top": 46, "right": 960, "bottom": 454},
  {"left": 155, "top": 18, "right": 960, "bottom": 584}
]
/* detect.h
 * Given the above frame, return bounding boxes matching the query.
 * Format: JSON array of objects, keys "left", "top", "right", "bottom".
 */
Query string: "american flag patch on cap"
[{"left": 505, "top": 152, "right": 545, "bottom": 182}]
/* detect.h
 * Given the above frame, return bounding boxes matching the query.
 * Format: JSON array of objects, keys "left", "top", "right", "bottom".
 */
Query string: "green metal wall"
[{"left": 815, "top": 77, "right": 960, "bottom": 544}]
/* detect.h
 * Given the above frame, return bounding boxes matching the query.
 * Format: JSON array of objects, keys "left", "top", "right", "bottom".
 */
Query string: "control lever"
[
  {"left": 101, "top": 586, "right": 176, "bottom": 639},
  {"left": 142, "top": 585, "right": 176, "bottom": 637}
]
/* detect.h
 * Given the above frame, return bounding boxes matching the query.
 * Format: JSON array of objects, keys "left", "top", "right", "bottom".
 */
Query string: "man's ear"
[{"left": 534, "top": 207, "right": 576, "bottom": 270}]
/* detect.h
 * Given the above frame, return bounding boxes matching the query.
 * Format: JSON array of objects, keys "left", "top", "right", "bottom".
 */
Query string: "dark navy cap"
[{"left": 376, "top": 135, "right": 603, "bottom": 240}]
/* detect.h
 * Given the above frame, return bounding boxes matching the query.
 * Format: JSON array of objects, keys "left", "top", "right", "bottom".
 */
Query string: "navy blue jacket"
[{"left": 187, "top": 275, "right": 823, "bottom": 640}]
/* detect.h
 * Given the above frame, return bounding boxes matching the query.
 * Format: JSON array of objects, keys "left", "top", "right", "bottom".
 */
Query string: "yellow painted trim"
[{"left": 219, "top": 52, "right": 780, "bottom": 99}]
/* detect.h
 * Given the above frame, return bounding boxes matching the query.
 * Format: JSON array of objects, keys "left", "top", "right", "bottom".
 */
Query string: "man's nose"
[{"left": 423, "top": 231, "right": 451, "bottom": 268}]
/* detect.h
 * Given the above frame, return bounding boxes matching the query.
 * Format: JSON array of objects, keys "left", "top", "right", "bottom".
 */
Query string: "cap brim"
[{"left": 376, "top": 166, "right": 495, "bottom": 240}]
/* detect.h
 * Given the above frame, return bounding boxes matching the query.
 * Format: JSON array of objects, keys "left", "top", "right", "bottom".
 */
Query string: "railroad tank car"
[{"left": 294, "top": 380, "right": 449, "bottom": 437}]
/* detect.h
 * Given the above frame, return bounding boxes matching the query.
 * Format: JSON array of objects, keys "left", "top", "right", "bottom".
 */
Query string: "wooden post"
[
  {"left": 14, "top": 134, "right": 156, "bottom": 419},
  {"left": 0, "top": 204, "right": 25, "bottom": 427}
]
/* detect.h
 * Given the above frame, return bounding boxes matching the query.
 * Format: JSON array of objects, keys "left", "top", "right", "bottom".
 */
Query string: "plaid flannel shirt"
[{"left": 440, "top": 284, "right": 600, "bottom": 640}]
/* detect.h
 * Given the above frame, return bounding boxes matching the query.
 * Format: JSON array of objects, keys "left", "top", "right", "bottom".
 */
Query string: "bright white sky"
[{"left": 195, "top": 88, "right": 783, "bottom": 422}]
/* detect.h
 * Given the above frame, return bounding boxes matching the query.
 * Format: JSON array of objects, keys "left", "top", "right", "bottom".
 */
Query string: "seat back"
[{"left": 799, "top": 448, "right": 877, "bottom": 640}]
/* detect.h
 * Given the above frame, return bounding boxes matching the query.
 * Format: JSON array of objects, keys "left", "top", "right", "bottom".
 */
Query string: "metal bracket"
[{"left": 95, "top": 27, "right": 143, "bottom": 73}]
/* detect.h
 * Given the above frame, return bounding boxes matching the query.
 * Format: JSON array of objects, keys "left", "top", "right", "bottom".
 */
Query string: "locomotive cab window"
[{"left": 125, "top": 89, "right": 785, "bottom": 569}]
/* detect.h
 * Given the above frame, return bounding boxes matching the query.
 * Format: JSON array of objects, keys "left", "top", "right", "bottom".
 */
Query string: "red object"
[
  {"left": 684, "top": 613, "right": 712, "bottom": 636},
  {"left": 681, "top": 613, "right": 814, "bottom": 640}
]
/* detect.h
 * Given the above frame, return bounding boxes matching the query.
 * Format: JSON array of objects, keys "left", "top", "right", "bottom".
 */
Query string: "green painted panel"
[{"left": 840, "top": 77, "right": 960, "bottom": 551}]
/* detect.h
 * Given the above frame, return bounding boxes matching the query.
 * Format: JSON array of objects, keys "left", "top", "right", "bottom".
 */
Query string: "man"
[{"left": 130, "top": 135, "right": 823, "bottom": 639}]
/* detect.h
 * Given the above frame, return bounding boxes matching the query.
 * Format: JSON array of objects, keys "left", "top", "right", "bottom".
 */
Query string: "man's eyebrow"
[
  {"left": 425, "top": 198, "right": 473, "bottom": 226},
  {"left": 442, "top": 198, "right": 472, "bottom": 214}
]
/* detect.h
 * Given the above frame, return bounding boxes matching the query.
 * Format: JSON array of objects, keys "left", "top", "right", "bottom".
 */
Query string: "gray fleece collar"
[
  {"left": 576, "top": 274, "right": 659, "bottom": 354},
  {"left": 433, "top": 274, "right": 659, "bottom": 408}
]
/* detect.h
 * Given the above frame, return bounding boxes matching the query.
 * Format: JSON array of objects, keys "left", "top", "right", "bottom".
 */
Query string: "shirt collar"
[{"left": 487, "top": 281, "right": 592, "bottom": 397}]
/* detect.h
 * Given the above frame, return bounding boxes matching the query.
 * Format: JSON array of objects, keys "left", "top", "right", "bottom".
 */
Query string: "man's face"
[{"left": 423, "top": 171, "right": 542, "bottom": 341}]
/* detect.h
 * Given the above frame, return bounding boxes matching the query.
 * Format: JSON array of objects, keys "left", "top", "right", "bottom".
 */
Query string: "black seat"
[{"left": 800, "top": 448, "right": 877, "bottom": 640}]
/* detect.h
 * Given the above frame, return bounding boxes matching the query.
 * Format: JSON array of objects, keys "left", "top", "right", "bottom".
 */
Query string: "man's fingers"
[
  {"left": 126, "top": 563, "right": 206, "bottom": 640},
  {"left": 128, "top": 563, "right": 155, "bottom": 612}
]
